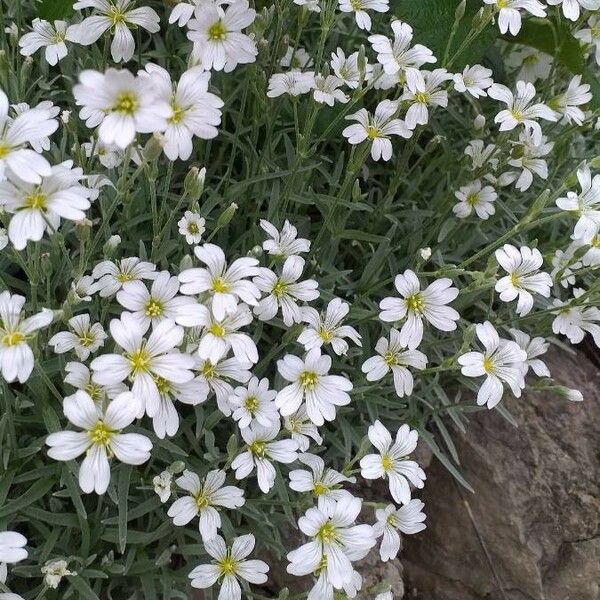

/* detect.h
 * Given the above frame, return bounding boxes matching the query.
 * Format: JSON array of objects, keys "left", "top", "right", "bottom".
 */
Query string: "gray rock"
[{"left": 402, "top": 348, "right": 600, "bottom": 600}]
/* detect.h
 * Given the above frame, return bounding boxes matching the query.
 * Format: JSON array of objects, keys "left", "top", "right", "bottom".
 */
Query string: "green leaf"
[
  {"left": 37, "top": 0, "right": 74, "bottom": 20},
  {"left": 68, "top": 576, "right": 101, "bottom": 600},
  {"left": 0, "top": 477, "right": 55, "bottom": 518},
  {"left": 118, "top": 465, "right": 132, "bottom": 554}
]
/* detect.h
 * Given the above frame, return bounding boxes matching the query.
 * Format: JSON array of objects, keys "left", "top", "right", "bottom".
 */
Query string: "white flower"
[
  {"left": 276, "top": 348, "right": 353, "bottom": 425},
  {"left": 379, "top": 270, "right": 459, "bottom": 349},
  {"left": 465, "top": 139, "right": 498, "bottom": 171},
  {"left": 294, "top": 0, "right": 321, "bottom": 11},
  {"left": 298, "top": 298, "right": 361, "bottom": 355},
  {"left": 308, "top": 568, "right": 362, "bottom": 600},
  {"left": 187, "top": 1, "right": 257, "bottom": 72},
  {"left": 140, "top": 64, "right": 223, "bottom": 160},
  {"left": 19, "top": 19, "right": 75, "bottom": 65},
  {"left": 575, "top": 15, "right": 600, "bottom": 66},
  {"left": 506, "top": 47, "right": 552, "bottom": 83},
  {"left": 153, "top": 470, "right": 173, "bottom": 503},
  {"left": 46, "top": 390, "right": 152, "bottom": 494},
  {"left": 41, "top": 559, "right": 75, "bottom": 589},
  {"left": 453, "top": 64, "right": 493, "bottom": 98},
  {"left": 92, "top": 257, "right": 157, "bottom": 297},
  {"left": 488, "top": 81, "right": 557, "bottom": 144},
  {"left": 260, "top": 219, "right": 310, "bottom": 258},
  {"left": 229, "top": 376, "right": 279, "bottom": 429},
  {"left": 360, "top": 421, "right": 425, "bottom": 504},
  {"left": 503, "top": 130, "right": 553, "bottom": 192},
  {"left": 90, "top": 314, "right": 195, "bottom": 417},
  {"left": 343, "top": 100, "right": 412, "bottom": 161},
  {"left": 169, "top": 0, "right": 199, "bottom": 27},
  {"left": 188, "top": 534, "right": 269, "bottom": 597},
  {"left": 458, "top": 321, "right": 527, "bottom": 408},
  {"left": 0, "top": 93, "right": 58, "bottom": 184},
  {"left": 168, "top": 470, "right": 245, "bottom": 541},
  {"left": 289, "top": 453, "right": 355, "bottom": 511},
  {"left": 402, "top": 69, "right": 452, "bottom": 129},
  {"left": 509, "top": 328, "right": 550, "bottom": 377},
  {"left": 178, "top": 210, "right": 206, "bottom": 244},
  {"left": 64, "top": 361, "right": 126, "bottom": 406},
  {"left": 330, "top": 48, "right": 372, "bottom": 89},
  {"left": 73, "top": 68, "right": 171, "bottom": 149},
  {"left": 453, "top": 179, "right": 497, "bottom": 219},
  {"left": 280, "top": 46, "right": 313, "bottom": 70},
  {"left": 362, "top": 329, "right": 427, "bottom": 397},
  {"left": 556, "top": 164, "right": 600, "bottom": 244},
  {"left": 547, "top": 0, "right": 599, "bottom": 21},
  {"left": 196, "top": 355, "right": 252, "bottom": 415},
  {"left": 82, "top": 138, "right": 125, "bottom": 168},
  {"left": 231, "top": 422, "right": 299, "bottom": 492},
  {"left": 0, "top": 161, "right": 95, "bottom": 250},
  {"left": 254, "top": 257, "right": 319, "bottom": 326},
  {"left": 579, "top": 234, "right": 600, "bottom": 267},
  {"left": 0, "top": 532, "right": 27, "bottom": 585},
  {"left": 368, "top": 20, "right": 436, "bottom": 83},
  {"left": 49, "top": 314, "right": 107, "bottom": 361},
  {"left": 286, "top": 496, "right": 376, "bottom": 590},
  {"left": 483, "top": 0, "right": 546, "bottom": 35},
  {"left": 284, "top": 406, "right": 323, "bottom": 451},
  {"left": 0, "top": 292, "right": 53, "bottom": 383},
  {"left": 267, "top": 71, "right": 315, "bottom": 98},
  {"left": 552, "top": 289, "right": 600, "bottom": 347},
  {"left": 551, "top": 247, "right": 581, "bottom": 288},
  {"left": 312, "top": 75, "right": 349, "bottom": 106},
  {"left": 495, "top": 244, "right": 552, "bottom": 316},
  {"left": 194, "top": 303, "right": 258, "bottom": 364},
  {"left": 374, "top": 500, "right": 426, "bottom": 561},
  {"left": 338, "top": 0, "right": 389, "bottom": 31},
  {"left": 178, "top": 243, "right": 261, "bottom": 321},
  {"left": 152, "top": 374, "right": 209, "bottom": 438},
  {"left": 68, "top": 0, "right": 160, "bottom": 63},
  {"left": 375, "top": 592, "right": 393, "bottom": 600},
  {"left": 117, "top": 271, "right": 205, "bottom": 330},
  {"left": 552, "top": 75, "right": 592, "bottom": 126}
]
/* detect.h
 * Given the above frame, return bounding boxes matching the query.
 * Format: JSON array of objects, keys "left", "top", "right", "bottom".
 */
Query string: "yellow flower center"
[
  {"left": 117, "top": 271, "right": 134, "bottom": 283},
  {"left": 510, "top": 273, "right": 520, "bottom": 288},
  {"left": 0, "top": 143, "right": 11, "bottom": 158},
  {"left": 299, "top": 371, "right": 318, "bottom": 389},
  {"left": 108, "top": 6, "right": 127, "bottom": 26},
  {"left": 194, "top": 492, "right": 210, "bottom": 509},
  {"left": 272, "top": 280, "right": 288, "bottom": 298},
  {"left": 145, "top": 299, "right": 164, "bottom": 318},
  {"left": 244, "top": 395, "right": 259, "bottom": 414},
  {"left": 211, "top": 278, "right": 230, "bottom": 293},
  {"left": 78, "top": 331, "right": 96, "bottom": 347},
  {"left": 2, "top": 331, "right": 24, "bottom": 346},
  {"left": 318, "top": 328, "right": 333, "bottom": 342},
  {"left": 208, "top": 20, "right": 227, "bottom": 41},
  {"left": 201, "top": 360, "right": 216, "bottom": 379},
  {"left": 169, "top": 104, "right": 185, "bottom": 124},
  {"left": 219, "top": 555, "right": 237, "bottom": 576},
  {"left": 154, "top": 376, "right": 171, "bottom": 395},
  {"left": 497, "top": 0, "right": 508, "bottom": 8},
  {"left": 466, "top": 192, "right": 480, "bottom": 206},
  {"left": 313, "top": 482, "right": 329, "bottom": 496},
  {"left": 381, "top": 453, "right": 394, "bottom": 471},
  {"left": 85, "top": 382, "right": 103, "bottom": 402},
  {"left": 483, "top": 355, "right": 495, "bottom": 374},
  {"left": 249, "top": 440, "right": 267, "bottom": 458},
  {"left": 406, "top": 293, "right": 424, "bottom": 313},
  {"left": 88, "top": 421, "right": 113, "bottom": 447},
  {"left": 350, "top": 0, "right": 363, "bottom": 9},
  {"left": 316, "top": 522, "right": 339, "bottom": 544},
  {"left": 366, "top": 125, "right": 381, "bottom": 140},
  {"left": 209, "top": 323, "right": 226, "bottom": 337},
  {"left": 510, "top": 109, "right": 523, "bottom": 123},
  {"left": 591, "top": 234, "right": 600, "bottom": 248},
  {"left": 24, "top": 192, "right": 47, "bottom": 210},
  {"left": 188, "top": 222, "right": 200, "bottom": 235},
  {"left": 387, "top": 513, "right": 398, "bottom": 527},
  {"left": 383, "top": 351, "right": 397, "bottom": 366},
  {"left": 128, "top": 348, "right": 151, "bottom": 375},
  {"left": 114, "top": 92, "right": 139, "bottom": 116},
  {"left": 414, "top": 91, "right": 430, "bottom": 104}
]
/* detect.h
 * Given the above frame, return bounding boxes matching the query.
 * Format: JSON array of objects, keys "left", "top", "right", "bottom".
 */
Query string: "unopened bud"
[
  {"left": 215, "top": 202, "right": 238, "bottom": 229},
  {"left": 473, "top": 114, "right": 486, "bottom": 131},
  {"left": 455, "top": 0, "right": 467, "bottom": 20},
  {"left": 60, "top": 110, "right": 71, "bottom": 124},
  {"left": 184, "top": 166, "right": 206, "bottom": 200},
  {"left": 168, "top": 461, "right": 186, "bottom": 474},
  {"left": 419, "top": 247, "right": 432, "bottom": 261},
  {"left": 556, "top": 386, "right": 583, "bottom": 402},
  {"left": 180, "top": 254, "right": 194, "bottom": 270},
  {"left": 249, "top": 244, "right": 263, "bottom": 258},
  {"left": 103, "top": 235, "right": 121, "bottom": 256}
]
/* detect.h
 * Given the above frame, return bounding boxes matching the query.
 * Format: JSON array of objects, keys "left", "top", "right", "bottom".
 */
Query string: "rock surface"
[{"left": 402, "top": 347, "right": 600, "bottom": 600}]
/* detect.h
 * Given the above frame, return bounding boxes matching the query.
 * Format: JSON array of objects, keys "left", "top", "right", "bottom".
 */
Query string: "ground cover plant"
[{"left": 0, "top": 0, "right": 599, "bottom": 598}]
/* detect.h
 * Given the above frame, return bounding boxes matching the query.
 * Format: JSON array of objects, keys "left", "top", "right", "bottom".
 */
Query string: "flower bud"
[
  {"left": 184, "top": 166, "right": 206, "bottom": 200},
  {"left": 473, "top": 114, "right": 486, "bottom": 131},
  {"left": 215, "top": 202, "right": 238, "bottom": 229},
  {"left": 419, "top": 247, "right": 432, "bottom": 261},
  {"left": 103, "top": 235, "right": 121, "bottom": 256}
]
